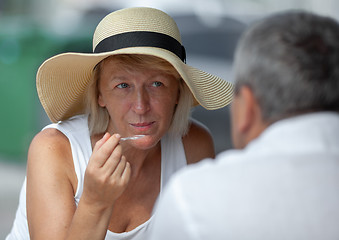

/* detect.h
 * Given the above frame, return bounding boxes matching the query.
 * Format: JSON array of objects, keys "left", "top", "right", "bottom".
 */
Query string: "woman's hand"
[{"left": 82, "top": 133, "right": 131, "bottom": 211}]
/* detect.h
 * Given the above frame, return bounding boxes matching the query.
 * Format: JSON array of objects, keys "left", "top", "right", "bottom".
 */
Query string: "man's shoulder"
[{"left": 169, "top": 149, "right": 245, "bottom": 191}]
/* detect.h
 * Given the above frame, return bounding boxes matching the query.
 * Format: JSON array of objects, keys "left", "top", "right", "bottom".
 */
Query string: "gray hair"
[
  {"left": 234, "top": 11, "right": 339, "bottom": 123},
  {"left": 86, "top": 54, "right": 194, "bottom": 137}
]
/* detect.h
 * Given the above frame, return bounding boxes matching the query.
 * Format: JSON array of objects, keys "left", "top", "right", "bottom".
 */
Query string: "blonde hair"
[{"left": 86, "top": 54, "right": 193, "bottom": 137}]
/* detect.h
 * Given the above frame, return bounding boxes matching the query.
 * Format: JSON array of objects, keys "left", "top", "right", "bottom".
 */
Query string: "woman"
[{"left": 7, "top": 7, "right": 233, "bottom": 240}]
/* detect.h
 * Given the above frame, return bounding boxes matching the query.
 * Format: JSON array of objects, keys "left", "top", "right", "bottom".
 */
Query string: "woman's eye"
[
  {"left": 152, "top": 81, "right": 163, "bottom": 87},
  {"left": 116, "top": 83, "right": 129, "bottom": 89}
]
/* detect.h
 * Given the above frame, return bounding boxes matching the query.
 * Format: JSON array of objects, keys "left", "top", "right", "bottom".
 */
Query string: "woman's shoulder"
[
  {"left": 27, "top": 127, "right": 77, "bottom": 191},
  {"left": 184, "top": 118, "right": 214, "bottom": 145},
  {"left": 32, "top": 127, "right": 70, "bottom": 149},
  {"left": 182, "top": 119, "right": 215, "bottom": 164},
  {"left": 28, "top": 127, "right": 73, "bottom": 171}
]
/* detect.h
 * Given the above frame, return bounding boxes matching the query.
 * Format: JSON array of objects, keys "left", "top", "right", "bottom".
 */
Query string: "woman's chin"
[{"left": 130, "top": 135, "right": 160, "bottom": 149}]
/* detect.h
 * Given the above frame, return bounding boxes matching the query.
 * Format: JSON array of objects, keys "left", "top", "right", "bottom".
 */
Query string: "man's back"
[
  {"left": 148, "top": 10, "right": 339, "bottom": 240},
  {"left": 150, "top": 112, "right": 339, "bottom": 240}
]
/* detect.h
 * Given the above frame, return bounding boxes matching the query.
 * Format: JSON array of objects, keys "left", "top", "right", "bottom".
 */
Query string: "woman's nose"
[{"left": 131, "top": 88, "right": 150, "bottom": 114}]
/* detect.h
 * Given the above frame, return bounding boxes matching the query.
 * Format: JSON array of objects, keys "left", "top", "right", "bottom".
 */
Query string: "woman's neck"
[{"left": 121, "top": 141, "right": 161, "bottom": 180}]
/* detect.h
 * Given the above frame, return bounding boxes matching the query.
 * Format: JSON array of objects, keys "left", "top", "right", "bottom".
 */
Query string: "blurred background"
[{"left": 1, "top": 0, "right": 339, "bottom": 237}]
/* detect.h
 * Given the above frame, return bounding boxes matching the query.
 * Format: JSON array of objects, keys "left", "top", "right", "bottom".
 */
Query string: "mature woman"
[{"left": 7, "top": 7, "right": 233, "bottom": 240}]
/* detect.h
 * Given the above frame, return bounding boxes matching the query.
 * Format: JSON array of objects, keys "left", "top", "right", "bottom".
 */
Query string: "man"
[{"left": 147, "top": 11, "right": 339, "bottom": 240}]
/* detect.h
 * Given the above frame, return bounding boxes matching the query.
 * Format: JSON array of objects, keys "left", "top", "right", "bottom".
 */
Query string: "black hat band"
[{"left": 94, "top": 31, "right": 186, "bottom": 63}]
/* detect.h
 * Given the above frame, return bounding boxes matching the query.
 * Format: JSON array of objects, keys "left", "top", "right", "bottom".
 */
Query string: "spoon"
[{"left": 120, "top": 135, "right": 145, "bottom": 142}]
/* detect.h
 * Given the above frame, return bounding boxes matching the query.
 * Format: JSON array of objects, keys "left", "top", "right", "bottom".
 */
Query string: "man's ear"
[
  {"left": 236, "top": 85, "right": 258, "bottom": 134},
  {"left": 231, "top": 85, "right": 266, "bottom": 149}
]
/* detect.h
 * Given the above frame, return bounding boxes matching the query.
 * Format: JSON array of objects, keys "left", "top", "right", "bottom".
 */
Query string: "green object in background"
[
  {"left": 0, "top": 29, "right": 47, "bottom": 160},
  {"left": 0, "top": 18, "right": 92, "bottom": 162}
]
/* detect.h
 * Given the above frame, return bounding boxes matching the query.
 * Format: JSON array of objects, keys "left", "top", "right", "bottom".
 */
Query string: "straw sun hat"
[{"left": 36, "top": 7, "right": 234, "bottom": 123}]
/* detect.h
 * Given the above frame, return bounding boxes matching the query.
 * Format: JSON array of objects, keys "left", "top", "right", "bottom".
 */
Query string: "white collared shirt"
[{"left": 148, "top": 112, "right": 339, "bottom": 240}]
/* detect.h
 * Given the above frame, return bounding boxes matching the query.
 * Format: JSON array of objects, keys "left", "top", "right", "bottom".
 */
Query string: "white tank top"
[{"left": 6, "top": 114, "right": 187, "bottom": 240}]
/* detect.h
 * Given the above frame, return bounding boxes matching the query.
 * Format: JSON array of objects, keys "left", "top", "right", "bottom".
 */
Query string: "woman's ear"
[
  {"left": 98, "top": 93, "right": 105, "bottom": 107},
  {"left": 176, "top": 80, "right": 183, "bottom": 105},
  {"left": 176, "top": 89, "right": 180, "bottom": 104}
]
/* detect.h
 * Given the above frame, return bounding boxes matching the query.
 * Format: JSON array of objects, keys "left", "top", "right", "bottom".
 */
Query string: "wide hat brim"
[{"left": 37, "top": 45, "right": 233, "bottom": 123}]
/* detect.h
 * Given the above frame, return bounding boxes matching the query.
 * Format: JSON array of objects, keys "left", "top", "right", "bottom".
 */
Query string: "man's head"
[{"left": 231, "top": 11, "right": 339, "bottom": 149}]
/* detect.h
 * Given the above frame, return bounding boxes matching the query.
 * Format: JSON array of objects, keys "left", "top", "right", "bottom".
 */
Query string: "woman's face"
[{"left": 98, "top": 58, "right": 179, "bottom": 149}]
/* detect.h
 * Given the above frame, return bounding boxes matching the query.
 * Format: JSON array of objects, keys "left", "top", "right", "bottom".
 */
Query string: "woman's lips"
[{"left": 130, "top": 122, "right": 155, "bottom": 131}]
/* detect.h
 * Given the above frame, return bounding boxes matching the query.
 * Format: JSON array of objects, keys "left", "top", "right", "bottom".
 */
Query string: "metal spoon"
[{"left": 120, "top": 135, "right": 145, "bottom": 141}]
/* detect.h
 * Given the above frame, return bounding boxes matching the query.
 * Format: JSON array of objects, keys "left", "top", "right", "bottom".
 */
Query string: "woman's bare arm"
[
  {"left": 27, "top": 129, "right": 78, "bottom": 239},
  {"left": 26, "top": 130, "right": 130, "bottom": 240}
]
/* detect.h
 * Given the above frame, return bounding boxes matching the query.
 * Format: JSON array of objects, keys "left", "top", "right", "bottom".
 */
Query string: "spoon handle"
[{"left": 120, "top": 135, "right": 145, "bottom": 141}]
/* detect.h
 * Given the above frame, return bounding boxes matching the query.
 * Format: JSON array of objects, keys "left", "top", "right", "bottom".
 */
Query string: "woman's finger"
[
  {"left": 102, "top": 144, "right": 123, "bottom": 175},
  {"left": 111, "top": 155, "right": 128, "bottom": 178},
  {"left": 92, "top": 132, "right": 111, "bottom": 152},
  {"left": 121, "top": 161, "right": 131, "bottom": 184},
  {"left": 93, "top": 134, "right": 121, "bottom": 167}
]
